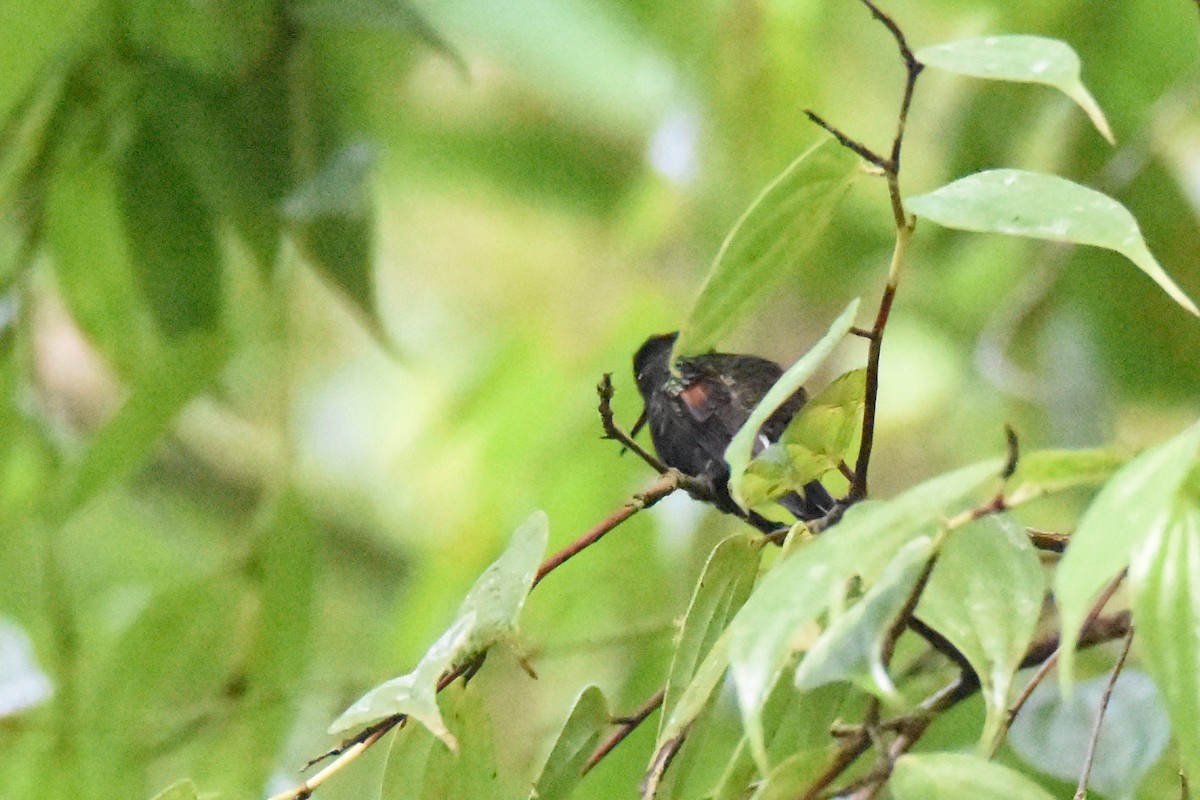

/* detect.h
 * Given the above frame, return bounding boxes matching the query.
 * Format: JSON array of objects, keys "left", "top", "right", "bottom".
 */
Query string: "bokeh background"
[{"left": 1, "top": 0, "right": 1198, "bottom": 798}]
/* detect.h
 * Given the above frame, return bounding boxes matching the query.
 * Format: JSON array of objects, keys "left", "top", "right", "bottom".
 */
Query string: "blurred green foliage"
[{"left": 0, "top": 0, "right": 1197, "bottom": 799}]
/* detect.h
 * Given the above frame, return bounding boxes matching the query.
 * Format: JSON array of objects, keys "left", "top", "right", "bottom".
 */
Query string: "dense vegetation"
[{"left": 1, "top": 1, "right": 1199, "bottom": 799}]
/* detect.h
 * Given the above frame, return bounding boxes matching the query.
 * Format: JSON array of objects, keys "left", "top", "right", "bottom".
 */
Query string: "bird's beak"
[{"left": 622, "top": 409, "right": 649, "bottom": 455}]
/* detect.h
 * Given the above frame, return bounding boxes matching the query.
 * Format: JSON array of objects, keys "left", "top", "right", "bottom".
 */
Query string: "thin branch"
[
  {"left": 996, "top": 572, "right": 1129, "bottom": 757},
  {"left": 534, "top": 471, "right": 680, "bottom": 587},
  {"left": 804, "top": 606, "right": 1132, "bottom": 800},
  {"left": 804, "top": 110, "right": 887, "bottom": 168},
  {"left": 849, "top": 277, "right": 899, "bottom": 501},
  {"left": 276, "top": 426, "right": 680, "bottom": 797},
  {"left": 270, "top": 665, "right": 470, "bottom": 800},
  {"left": 1073, "top": 625, "right": 1135, "bottom": 800},
  {"left": 598, "top": 373, "right": 666, "bottom": 473},
  {"left": 583, "top": 687, "right": 666, "bottom": 775}
]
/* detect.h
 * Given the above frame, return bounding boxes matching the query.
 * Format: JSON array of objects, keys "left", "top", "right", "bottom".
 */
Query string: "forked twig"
[{"left": 1073, "top": 625, "right": 1135, "bottom": 800}]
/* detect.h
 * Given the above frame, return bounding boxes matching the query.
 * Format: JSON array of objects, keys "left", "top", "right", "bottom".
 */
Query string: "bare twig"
[
  {"left": 804, "top": 0, "right": 925, "bottom": 503},
  {"left": 997, "top": 571, "right": 1128, "bottom": 757},
  {"left": 583, "top": 688, "right": 666, "bottom": 776},
  {"left": 598, "top": 373, "right": 666, "bottom": 473},
  {"left": 534, "top": 472, "right": 680, "bottom": 587},
  {"left": 802, "top": 606, "right": 1132, "bottom": 800},
  {"left": 1073, "top": 625, "right": 1135, "bottom": 800}
]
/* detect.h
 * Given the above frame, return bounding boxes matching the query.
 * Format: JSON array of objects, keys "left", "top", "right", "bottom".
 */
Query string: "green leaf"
[
  {"left": 907, "top": 170, "right": 1199, "bottom": 317},
  {"left": 917, "top": 36, "right": 1113, "bottom": 143},
  {"left": 740, "top": 369, "right": 865, "bottom": 509},
  {"left": 51, "top": 333, "right": 228, "bottom": 523},
  {"left": 746, "top": 749, "right": 836, "bottom": 800},
  {"left": 296, "top": 0, "right": 468, "bottom": 76},
  {"left": 660, "top": 533, "right": 761, "bottom": 737},
  {"left": 726, "top": 299, "right": 861, "bottom": 510},
  {"left": 708, "top": 683, "right": 849, "bottom": 800},
  {"left": 530, "top": 685, "right": 609, "bottom": 800},
  {"left": 1056, "top": 422, "right": 1200, "bottom": 685},
  {"left": 329, "top": 610, "right": 474, "bottom": 746},
  {"left": 915, "top": 515, "right": 1044, "bottom": 750},
  {"left": 0, "top": 0, "right": 101, "bottom": 124},
  {"left": 891, "top": 753, "right": 1055, "bottom": 800},
  {"left": 795, "top": 537, "right": 934, "bottom": 695},
  {"left": 92, "top": 578, "right": 244, "bottom": 765},
  {"left": 122, "top": 0, "right": 276, "bottom": 77},
  {"left": 1005, "top": 447, "right": 1130, "bottom": 506},
  {"left": 119, "top": 125, "right": 224, "bottom": 337},
  {"left": 138, "top": 68, "right": 290, "bottom": 274},
  {"left": 1129, "top": 501, "right": 1200, "bottom": 784},
  {"left": 1009, "top": 668, "right": 1169, "bottom": 798},
  {"left": 330, "top": 511, "right": 548, "bottom": 742},
  {"left": 45, "top": 151, "right": 160, "bottom": 375},
  {"left": 674, "top": 137, "right": 859, "bottom": 358},
  {"left": 148, "top": 779, "right": 200, "bottom": 800},
  {"left": 380, "top": 684, "right": 504, "bottom": 800},
  {"left": 455, "top": 509, "right": 548, "bottom": 654},
  {"left": 729, "top": 459, "right": 1000, "bottom": 768}
]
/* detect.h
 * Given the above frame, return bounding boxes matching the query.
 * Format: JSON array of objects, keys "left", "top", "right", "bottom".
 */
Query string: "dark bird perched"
[{"left": 632, "top": 332, "right": 836, "bottom": 528}]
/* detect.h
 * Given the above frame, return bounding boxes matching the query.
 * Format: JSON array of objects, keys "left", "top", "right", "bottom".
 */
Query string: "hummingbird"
[{"left": 632, "top": 332, "right": 836, "bottom": 528}]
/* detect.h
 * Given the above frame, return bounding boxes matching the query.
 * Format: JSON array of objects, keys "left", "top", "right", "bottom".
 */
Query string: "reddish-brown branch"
[
  {"left": 534, "top": 472, "right": 680, "bottom": 587},
  {"left": 849, "top": 282, "right": 897, "bottom": 500},
  {"left": 583, "top": 687, "right": 666, "bottom": 776}
]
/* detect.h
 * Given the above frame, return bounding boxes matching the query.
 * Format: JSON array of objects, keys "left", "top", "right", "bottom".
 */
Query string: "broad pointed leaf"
[
  {"left": 530, "top": 685, "right": 609, "bottom": 800},
  {"left": 795, "top": 536, "right": 933, "bottom": 695},
  {"left": 740, "top": 369, "right": 865, "bottom": 509},
  {"left": 917, "top": 36, "right": 1112, "bottom": 142},
  {"left": 907, "top": 170, "right": 1199, "bottom": 317},
  {"left": 729, "top": 459, "right": 1000, "bottom": 768},
  {"left": 1129, "top": 500, "right": 1200, "bottom": 785},
  {"left": 674, "top": 138, "right": 859, "bottom": 358},
  {"left": 1056, "top": 422, "right": 1200, "bottom": 684},
  {"left": 916, "top": 515, "right": 1043, "bottom": 750}
]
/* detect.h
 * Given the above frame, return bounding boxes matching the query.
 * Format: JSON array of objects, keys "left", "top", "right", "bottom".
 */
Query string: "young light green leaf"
[
  {"left": 726, "top": 298, "right": 861, "bottom": 510},
  {"left": 330, "top": 510, "right": 548, "bottom": 742},
  {"left": 328, "top": 611, "right": 474, "bottom": 746},
  {"left": 530, "top": 685, "right": 609, "bottom": 800},
  {"left": 1129, "top": 501, "right": 1200, "bottom": 785},
  {"left": 729, "top": 459, "right": 1000, "bottom": 769},
  {"left": 673, "top": 137, "right": 859, "bottom": 358},
  {"left": 917, "top": 36, "right": 1113, "bottom": 143},
  {"left": 907, "top": 169, "right": 1199, "bottom": 317},
  {"left": 660, "top": 534, "right": 761, "bottom": 732},
  {"left": 456, "top": 509, "right": 548, "bottom": 654},
  {"left": 1009, "top": 668, "right": 1169, "bottom": 798},
  {"left": 1056, "top": 422, "right": 1200, "bottom": 685},
  {"left": 148, "top": 780, "right": 200, "bottom": 800},
  {"left": 915, "top": 515, "right": 1044, "bottom": 750},
  {"left": 795, "top": 537, "right": 933, "bottom": 696},
  {"left": 1004, "top": 447, "right": 1129, "bottom": 506},
  {"left": 891, "top": 753, "right": 1055, "bottom": 800},
  {"left": 379, "top": 684, "right": 503, "bottom": 800},
  {"left": 740, "top": 369, "right": 865, "bottom": 509}
]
